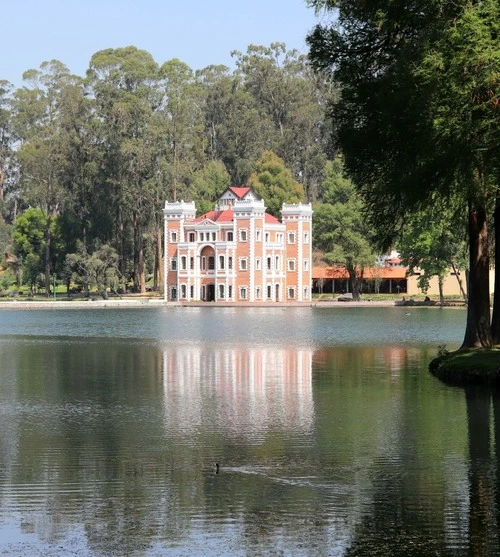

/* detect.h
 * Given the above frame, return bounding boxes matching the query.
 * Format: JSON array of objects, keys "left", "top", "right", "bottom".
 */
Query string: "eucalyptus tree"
[
  {"left": 87, "top": 46, "right": 160, "bottom": 292},
  {"left": 11, "top": 60, "right": 75, "bottom": 295},
  {"left": 231, "top": 43, "right": 334, "bottom": 199},
  {"left": 158, "top": 58, "right": 204, "bottom": 202},
  {"left": 307, "top": 0, "right": 500, "bottom": 347},
  {"left": 196, "top": 64, "right": 268, "bottom": 184},
  {"left": 56, "top": 74, "right": 100, "bottom": 251},
  {"left": 0, "top": 80, "right": 14, "bottom": 214}
]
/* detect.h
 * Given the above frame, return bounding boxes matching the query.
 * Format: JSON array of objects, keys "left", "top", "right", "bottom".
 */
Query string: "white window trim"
[
  {"left": 287, "top": 259, "right": 296, "bottom": 271},
  {"left": 239, "top": 258, "right": 248, "bottom": 271}
]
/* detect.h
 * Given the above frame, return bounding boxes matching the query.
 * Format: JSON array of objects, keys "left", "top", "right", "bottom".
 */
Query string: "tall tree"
[
  {"left": 308, "top": 0, "right": 500, "bottom": 347},
  {"left": 11, "top": 60, "right": 74, "bottom": 296},
  {"left": 197, "top": 64, "right": 268, "bottom": 184},
  {"left": 232, "top": 43, "right": 334, "bottom": 199},
  {"left": 0, "top": 80, "right": 14, "bottom": 214},
  {"left": 158, "top": 59, "right": 203, "bottom": 202},
  {"left": 87, "top": 46, "right": 160, "bottom": 292}
]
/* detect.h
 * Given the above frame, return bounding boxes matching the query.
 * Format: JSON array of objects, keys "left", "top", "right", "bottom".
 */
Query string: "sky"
[{"left": 3, "top": 0, "right": 322, "bottom": 87}]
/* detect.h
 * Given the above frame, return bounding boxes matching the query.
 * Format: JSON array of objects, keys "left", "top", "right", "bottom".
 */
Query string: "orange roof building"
[
  {"left": 312, "top": 265, "right": 408, "bottom": 294},
  {"left": 163, "top": 187, "right": 313, "bottom": 303}
]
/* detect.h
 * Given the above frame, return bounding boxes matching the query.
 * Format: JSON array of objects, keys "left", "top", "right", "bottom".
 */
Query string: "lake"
[{"left": 0, "top": 306, "right": 498, "bottom": 556}]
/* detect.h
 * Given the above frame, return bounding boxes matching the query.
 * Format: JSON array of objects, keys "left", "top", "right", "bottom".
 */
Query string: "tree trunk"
[
  {"left": 491, "top": 195, "right": 500, "bottom": 344},
  {"left": 134, "top": 215, "right": 146, "bottom": 293},
  {"left": 156, "top": 225, "right": 163, "bottom": 294},
  {"left": 451, "top": 259, "right": 468, "bottom": 303},
  {"left": 461, "top": 198, "right": 492, "bottom": 348},
  {"left": 438, "top": 276, "right": 444, "bottom": 306},
  {"left": 117, "top": 205, "right": 125, "bottom": 278},
  {"left": 44, "top": 221, "right": 51, "bottom": 298},
  {"left": 348, "top": 266, "right": 362, "bottom": 301}
]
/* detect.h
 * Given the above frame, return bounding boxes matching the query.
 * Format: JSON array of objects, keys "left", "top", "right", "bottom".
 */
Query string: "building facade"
[{"left": 163, "top": 187, "right": 313, "bottom": 303}]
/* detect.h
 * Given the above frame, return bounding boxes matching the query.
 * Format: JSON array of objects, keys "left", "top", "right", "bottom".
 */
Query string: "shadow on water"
[
  {"left": 344, "top": 385, "right": 500, "bottom": 557},
  {"left": 466, "top": 387, "right": 500, "bottom": 556}
]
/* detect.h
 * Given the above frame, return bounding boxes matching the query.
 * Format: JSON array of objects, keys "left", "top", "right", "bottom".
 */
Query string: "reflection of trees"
[
  {"left": 5, "top": 339, "right": 499, "bottom": 555},
  {"left": 466, "top": 387, "right": 500, "bottom": 557},
  {"left": 344, "top": 382, "right": 500, "bottom": 557},
  {"left": 339, "top": 349, "right": 455, "bottom": 556},
  {"left": 0, "top": 339, "right": 171, "bottom": 554}
]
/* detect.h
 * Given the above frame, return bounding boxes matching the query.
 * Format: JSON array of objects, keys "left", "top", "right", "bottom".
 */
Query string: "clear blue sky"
[{"left": 4, "top": 0, "right": 320, "bottom": 87}]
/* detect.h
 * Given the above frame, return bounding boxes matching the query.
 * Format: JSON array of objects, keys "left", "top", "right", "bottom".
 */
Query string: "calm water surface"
[{"left": 0, "top": 306, "right": 498, "bottom": 556}]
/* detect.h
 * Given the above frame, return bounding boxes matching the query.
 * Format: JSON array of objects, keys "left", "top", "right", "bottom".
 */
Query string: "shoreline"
[{"left": 0, "top": 298, "right": 460, "bottom": 310}]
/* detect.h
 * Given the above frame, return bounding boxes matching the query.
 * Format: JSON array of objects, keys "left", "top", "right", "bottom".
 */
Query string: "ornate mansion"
[{"left": 163, "top": 187, "right": 313, "bottom": 303}]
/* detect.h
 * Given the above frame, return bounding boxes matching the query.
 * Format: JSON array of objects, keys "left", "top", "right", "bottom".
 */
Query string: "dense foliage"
[
  {"left": 307, "top": 0, "right": 500, "bottom": 347},
  {"left": 313, "top": 157, "right": 377, "bottom": 300},
  {"left": 0, "top": 44, "right": 335, "bottom": 296}
]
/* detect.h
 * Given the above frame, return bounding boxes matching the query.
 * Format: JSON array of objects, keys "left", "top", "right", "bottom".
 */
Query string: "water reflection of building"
[{"left": 161, "top": 345, "right": 314, "bottom": 439}]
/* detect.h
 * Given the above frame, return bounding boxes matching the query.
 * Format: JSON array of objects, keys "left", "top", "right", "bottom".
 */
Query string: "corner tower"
[
  {"left": 163, "top": 200, "right": 196, "bottom": 301},
  {"left": 281, "top": 203, "right": 313, "bottom": 302}
]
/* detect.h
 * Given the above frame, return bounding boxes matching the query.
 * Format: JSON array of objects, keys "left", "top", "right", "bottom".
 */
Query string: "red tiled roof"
[
  {"left": 193, "top": 209, "right": 234, "bottom": 223},
  {"left": 313, "top": 266, "right": 407, "bottom": 280},
  {"left": 194, "top": 209, "right": 281, "bottom": 225},
  {"left": 228, "top": 186, "right": 251, "bottom": 198},
  {"left": 265, "top": 213, "right": 280, "bottom": 224}
]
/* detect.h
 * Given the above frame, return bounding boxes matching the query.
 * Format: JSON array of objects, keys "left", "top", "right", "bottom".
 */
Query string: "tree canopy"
[
  {"left": 308, "top": 0, "right": 500, "bottom": 347},
  {"left": 246, "top": 150, "right": 305, "bottom": 217},
  {"left": 0, "top": 44, "right": 334, "bottom": 296}
]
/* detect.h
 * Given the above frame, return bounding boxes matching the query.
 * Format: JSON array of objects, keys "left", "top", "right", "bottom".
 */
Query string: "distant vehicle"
[{"left": 336, "top": 293, "right": 353, "bottom": 302}]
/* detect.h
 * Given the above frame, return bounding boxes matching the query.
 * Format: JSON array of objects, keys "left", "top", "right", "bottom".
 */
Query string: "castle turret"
[{"left": 163, "top": 201, "right": 196, "bottom": 301}]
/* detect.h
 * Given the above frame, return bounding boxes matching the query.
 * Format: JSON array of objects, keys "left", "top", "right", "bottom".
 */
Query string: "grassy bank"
[{"left": 429, "top": 348, "right": 500, "bottom": 386}]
